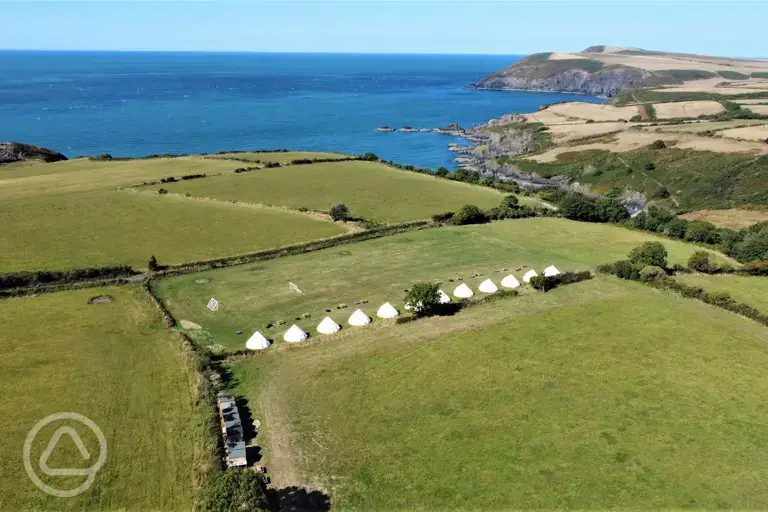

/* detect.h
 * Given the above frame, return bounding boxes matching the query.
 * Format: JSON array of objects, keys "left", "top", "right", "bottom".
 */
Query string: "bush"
[
  {"left": 529, "top": 275, "right": 558, "bottom": 292},
  {"left": 361, "top": 152, "right": 379, "bottom": 161},
  {"left": 328, "top": 203, "right": 350, "bottom": 221},
  {"left": 684, "top": 221, "right": 720, "bottom": 244},
  {"left": 649, "top": 139, "right": 667, "bottom": 150},
  {"left": 404, "top": 282, "right": 442, "bottom": 317},
  {"left": 740, "top": 260, "right": 768, "bottom": 276},
  {"left": 0, "top": 265, "right": 138, "bottom": 291},
  {"left": 629, "top": 242, "right": 668, "bottom": 268},
  {"left": 665, "top": 217, "right": 687, "bottom": 239},
  {"left": 614, "top": 260, "right": 641, "bottom": 280},
  {"left": 431, "top": 212, "right": 455, "bottom": 223},
  {"left": 639, "top": 265, "right": 666, "bottom": 281},
  {"left": 435, "top": 166, "right": 450, "bottom": 177},
  {"left": 452, "top": 204, "right": 489, "bottom": 226},
  {"left": 198, "top": 469, "right": 268, "bottom": 512},
  {"left": 687, "top": 251, "right": 712, "bottom": 273},
  {"left": 643, "top": 162, "right": 656, "bottom": 171},
  {"left": 595, "top": 197, "right": 630, "bottom": 223},
  {"left": 158, "top": 188, "right": 169, "bottom": 195},
  {"left": 557, "top": 192, "right": 598, "bottom": 222},
  {"left": 530, "top": 271, "right": 592, "bottom": 292},
  {"left": 148, "top": 255, "right": 159, "bottom": 272},
  {"left": 502, "top": 195, "right": 519, "bottom": 209}
]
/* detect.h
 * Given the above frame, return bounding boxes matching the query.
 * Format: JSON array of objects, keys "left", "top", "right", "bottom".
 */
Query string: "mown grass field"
[
  {"left": 230, "top": 277, "right": 768, "bottom": 508},
  {"left": 676, "top": 273, "right": 768, "bottom": 312},
  {"left": 208, "top": 151, "right": 350, "bottom": 164},
  {"left": 0, "top": 190, "right": 346, "bottom": 272},
  {"left": 151, "top": 160, "right": 506, "bottom": 223},
  {"left": 155, "top": 218, "right": 734, "bottom": 351},
  {"left": 0, "top": 286, "right": 202, "bottom": 510}
]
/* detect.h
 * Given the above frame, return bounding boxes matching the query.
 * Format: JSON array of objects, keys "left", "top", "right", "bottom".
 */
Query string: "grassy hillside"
[
  {"left": 676, "top": 274, "right": 768, "bottom": 312},
  {"left": 150, "top": 160, "right": 505, "bottom": 223},
  {"left": 231, "top": 277, "right": 768, "bottom": 508},
  {"left": 0, "top": 190, "right": 346, "bottom": 272},
  {"left": 0, "top": 286, "right": 202, "bottom": 510},
  {"left": 155, "top": 218, "right": 733, "bottom": 351}
]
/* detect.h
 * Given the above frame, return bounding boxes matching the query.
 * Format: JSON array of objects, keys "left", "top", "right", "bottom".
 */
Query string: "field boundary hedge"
[
  {"left": 155, "top": 220, "right": 433, "bottom": 277},
  {"left": 0, "top": 266, "right": 142, "bottom": 299}
]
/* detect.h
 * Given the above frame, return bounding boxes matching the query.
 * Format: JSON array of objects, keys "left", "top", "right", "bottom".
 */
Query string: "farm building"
[{"left": 217, "top": 392, "right": 247, "bottom": 467}]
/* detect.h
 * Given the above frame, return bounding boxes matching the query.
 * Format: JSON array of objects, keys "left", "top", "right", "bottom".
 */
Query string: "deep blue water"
[{"left": 0, "top": 51, "right": 602, "bottom": 169}]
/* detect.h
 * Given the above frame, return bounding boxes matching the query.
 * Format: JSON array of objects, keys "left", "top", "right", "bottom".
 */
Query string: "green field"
[
  {"left": 0, "top": 190, "right": 346, "bottom": 272},
  {"left": 208, "top": 151, "right": 351, "bottom": 164},
  {"left": 0, "top": 286, "right": 202, "bottom": 510},
  {"left": 155, "top": 218, "right": 734, "bottom": 351},
  {"left": 230, "top": 277, "right": 768, "bottom": 508},
  {"left": 676, "top": 273, "right": 768, "bottom": 312},
  {"left": 151, "top": 160, "right": 506, "bottom": 223}
]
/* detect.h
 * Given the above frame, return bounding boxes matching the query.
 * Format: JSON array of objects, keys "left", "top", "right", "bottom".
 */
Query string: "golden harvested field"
[
  {"left": 649, "top": 78, "right": 768, "bottom": 95},
  {"left": 719, "top": 124, "right": 768, "bottom": 142},
  {"left": 524, "top": 110, "right": 582, "bottom": 125},
  {"left": 545, "top": 102, "right": 639, "bottom": 121},
  {"left": 744, "top": 105, "right": 768, "bottom": 115},
  {"left": 674, "top": 136, "right": 768, "bottom": 154},
  {"left": 584, "top": 52, "right": 768, "bottom": 73},
  {"left": 680, "top": 209, "right": 768, "bottom": 229},
  {"left": 653, "top": 100, "right": 724, "bottom": 119},
  {"left": 735, "top": 99, "right": 768, "bottom": 105},
  {"left": 546, "top": 121, "right": 628, "bottom": 142},
  {"left": 645, "top": 120, "right": 768, "bottom": 134}
]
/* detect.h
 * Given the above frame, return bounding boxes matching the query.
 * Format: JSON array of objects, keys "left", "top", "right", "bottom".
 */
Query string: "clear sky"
[{"left": 1, "top": 1, "right": 766, "bottom": 57}]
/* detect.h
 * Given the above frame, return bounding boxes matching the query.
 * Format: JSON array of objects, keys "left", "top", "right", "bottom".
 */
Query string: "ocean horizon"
[{"left": 0, "top": 51, "right": 602, "bottom": 169}]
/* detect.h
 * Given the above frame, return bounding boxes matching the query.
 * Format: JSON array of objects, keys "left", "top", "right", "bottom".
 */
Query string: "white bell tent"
[
  {"left": 453, "top": 283, "right": 474, "bottom": 298},
  {"left": 283, "top": 324, "right": 308, "bottom": 342},
  {"left": 317, "top": 316, "right": 341, "bottom": 334},
  {"left": 522, "top": 269, "right": 538, "bottom": 283},
  {"left": 245, "top": 331, "right": 270, "bottom": 350},
  {"left": 437, "top": 289, "right": 451, "bottom": 304},
  {"left": 348, "top": 309, "right": 371, "bottom": 326},
  {"left": 478, "top": 279, "right": 499, "bottom": 293},
  {"left": 500, "top": 274, "right": 521, "bottom": 289},
  {"left": 376, "top": 302, "right": 399, "bottom": 319},
  {"left": 543, "top": 265, "right": 561, "bottom": 277}
]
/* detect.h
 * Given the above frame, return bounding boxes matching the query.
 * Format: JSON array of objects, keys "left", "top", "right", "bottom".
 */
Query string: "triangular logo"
[{"left": 39, "top": 426, "right": 91, "bottom": 476}]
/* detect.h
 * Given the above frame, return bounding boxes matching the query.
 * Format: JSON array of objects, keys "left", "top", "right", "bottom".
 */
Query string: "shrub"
[
  {"left": 648, "top": 140, "right": 667, "bottom": 150},
  {"left": 404, "top": 282, "right": 442, "bottom": 317},
  {"left": 452, "top": 204, "right": 489, "bottom": 226},
  {"left": 741, "top": 260, "right": 768, "bottom": 276},
  {"left": 614, "top": 260, "right": 641, "bottom": 280},
  {"left": 557, "top": 192, "right": 598, "bottom": 222},
  {"left": 529, "top": 275, "right": 558, "bottom": 292},
  {"left": 643, "top": 162, "right": 656, "bottom": 171},
  {"left": 158, "top": 188, "right": 169, "bottom": 195},
  {"left": 639, "top": 265, "right": 666, "bottom": 282},
  {"left": 595, "top": 197, "right": 630, "bottom": 223},
  {"left": 502, "top": 195, "right": 519, "bottom": 209},
  {"left": 684, "top": 221, "right": 720, "bottom": 244},
  {"left": 431, "top": 212, "right": 455, "bottom": 223},
  {"left": 148, "top": 255, "right": 159, "bottom": 272},
  {"left": 687, "top": 251, "right": 712, "bottom": 273},
  {"left": 328, "top": 203, "right": 350, "bottom": 221},
  {"left": 435, "top": 166, "right": 450, "bottom": 177},
  {"left": 651, "top": 184, "right": 670, "bottom": 199},
  {"left": 198, "top": 468, "right": 268, "bottom": 512},
  {"left": 665, "top": 217, "right": 687, "bottom": 239},
  {"left": 361, "top": 152, "right": 379, "bottom": 161},
  {"left": 704, "top": 291, "right": 736, "bottom": 308},
  {"left": 629, "top": 242, "right": 668, "bottom": 268}
]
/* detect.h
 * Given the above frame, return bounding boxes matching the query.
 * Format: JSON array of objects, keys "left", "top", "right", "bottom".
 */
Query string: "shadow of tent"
[{"left": 268, "top": 486, "right": 331, "bottom": 511}]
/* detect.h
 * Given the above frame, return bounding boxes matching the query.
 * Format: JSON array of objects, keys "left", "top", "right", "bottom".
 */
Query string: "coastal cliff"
[
  {"left": 473, "top": 52, "right": 651, "bottom": 97},
  {"left": 0, "top": 142, "right": 68, "bottom": 165}
]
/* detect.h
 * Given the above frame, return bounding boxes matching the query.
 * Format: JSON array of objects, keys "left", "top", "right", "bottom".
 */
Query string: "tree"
[
  {"left": 404, "top": 282, "right": 442, "bottom": 317},
  {"left": 629, "top": 242, "right": 668, "bottom": 268},
  {"left": 595, "top": 197, "right": 630, "bottom": 223},
  {"left": 529, "top": 274, "right": 560, "bottom": 292},
  {"left": 688, "top": 251, "right": 712, "bottom": 273},
  {"left": 199, "top": 469, "right": 269, "bottom": 512},
  {"left": 639, "top": 265, "right": 666, "bottom": 281},
  {"left": 361, "top": 152, "right": 379, "bottom": 161},
  {"left": 665, "top": 217, "right": 687, "bottom": 239},
  {"left": 614, "top": 260, "right": 640, "bottom": 280},
  {"left": 502, "top": 195, "right": 519, "bottom": 209},
  {"left": 452, "top": 204, "right": 489, "bottom": 226},
  {"left": 557, "top": 192, "right": 598, "bottom": 222},
  {"left": 684, "top": 221, "right": 720, "bottom": 244},
  {"left": 148, "top": 255, "right": 159, "bottom": 272},
  {"left": 328, "top": 203, "right": 350, "bottom": 221},
  {"left": 435, "top": 166, "right": 450, "bottom": 177}
]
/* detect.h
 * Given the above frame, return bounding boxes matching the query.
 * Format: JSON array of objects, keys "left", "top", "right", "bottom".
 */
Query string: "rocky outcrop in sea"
[{"left": 0, "top": 142, "right": 68, "bottom": 165}]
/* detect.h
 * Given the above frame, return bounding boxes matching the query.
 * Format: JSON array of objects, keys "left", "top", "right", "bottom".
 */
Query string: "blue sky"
[{"left": 1, "top": 1, "right": 766, "bottom": 57}]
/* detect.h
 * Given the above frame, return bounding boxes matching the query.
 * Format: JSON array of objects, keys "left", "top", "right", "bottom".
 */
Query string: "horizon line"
[{"left": 0, "top": 48, "right": 527, "bottom": 57}]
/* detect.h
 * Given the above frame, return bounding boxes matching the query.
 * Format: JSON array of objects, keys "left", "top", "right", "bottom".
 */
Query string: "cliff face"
[
  {"left": 474, "top": 52, "right": 652, "bottom": 97},
  {"left": 0, "top": 142, "right": 68, "bottom": 165}
]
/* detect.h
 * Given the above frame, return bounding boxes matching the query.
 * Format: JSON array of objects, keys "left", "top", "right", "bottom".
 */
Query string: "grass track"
[
  {"left": 156, "top": 218, "right": 735, "bottom": 351},
  {"left": 0, "top": 286, "right": 201, "bottom": 510},
  {"left": 152, "top": 160, "right": 505, "bottom": 223},
  {"left": 231, "top": 277, "right": 768, "bottom": 508}
]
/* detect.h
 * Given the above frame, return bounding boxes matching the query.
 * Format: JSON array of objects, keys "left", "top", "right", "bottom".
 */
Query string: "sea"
[{"left": 0, "top": 51, "right": 602, "bottom": 169}]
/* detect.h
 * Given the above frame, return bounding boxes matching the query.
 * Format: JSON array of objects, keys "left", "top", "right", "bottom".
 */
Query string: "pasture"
[
  {"left": 149, "top": 160, "right": 506, "bottom": 223},
  {"left": 0, "top": 189, "right": 346, "bottom": 272},
  {"left": 0, "top": 286, "right": 202, "bottom": 510},
  {"left": 207, "top": 151, "right": 350, "bottom": 164},
  {"left": 155, "top": 218, "right": 734, "bottom": 351},
  {"left": 676, "top": 273, "right": 768, "bottom": 313},
  {"left": 230, "top": 277, "right": 768, "bottom": 508}
]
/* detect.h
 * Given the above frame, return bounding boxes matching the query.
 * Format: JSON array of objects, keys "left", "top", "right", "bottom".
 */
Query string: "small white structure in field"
[
  {"left": 437, "top": 289, "right": 451, "bottom": 304},
  {"left": 543, "top": 265, "right": 561, "bottom": 277},
  {"left": 207, "top": 298, "right": 219, "bottom": 311},
  {"left": 245, "top": 331, "right": 270, "bottom": 351},
  {"left": 317, "top": 316, "right": 341, "bottom": 334},
  {"left": 453, "top": 283, "right": 474, "bottom": 298},
  {"left": 376, "top": 302, "right": 399, "bottom": 319},
  {"left": 478, "top": 279, "right": 499, "bottom": 294},
  {"left": 500, "top": 274, "right": 521, "bottom": 289},
  {"left": 348, "top": 309, "right": 371, "bottom": 326},
  {"left": 283, "top": 324, "right": 308, "bottom": 343},
  {"left": 289, "top": 282, "right": 303, "bottom": 294},
  {"left": 522, "top": 269, "right": 538, "bottom": 283}
]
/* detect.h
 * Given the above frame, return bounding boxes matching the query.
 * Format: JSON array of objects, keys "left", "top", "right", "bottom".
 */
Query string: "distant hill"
[
  {"left": 0, "top": 142, "right": 67, "bottom": 165},
  {"left": 473, "top": 46, "right": 768, "bottom": 97}
]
